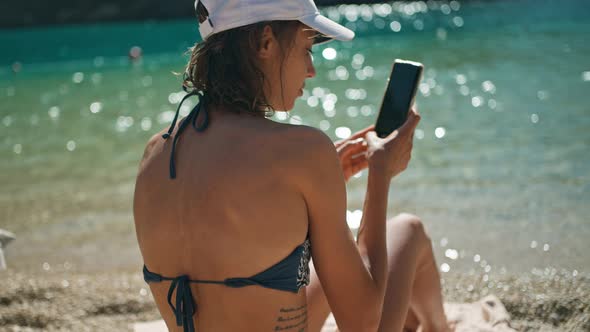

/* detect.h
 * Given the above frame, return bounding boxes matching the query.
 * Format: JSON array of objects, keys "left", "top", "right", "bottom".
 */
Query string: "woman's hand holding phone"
[
  {"left": 334, "top": 125, "right": 373, "bottom": 182},
  {"left": 334, "top": 107, "right": 420, "bottom": 182},
  {"left": 365, "top": 107, "right": 421, "bottom": 180}
]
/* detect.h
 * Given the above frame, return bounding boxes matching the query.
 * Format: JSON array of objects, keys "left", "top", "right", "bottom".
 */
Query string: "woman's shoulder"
[
  {"left": 268, "top": 122, "right": 342, "bottom": 180},
  {"left": 137, "top": 131, "right": 167, "bottom": 173},
  {"left": 270, "top": 122, "right": 337, "bottom": 159}
]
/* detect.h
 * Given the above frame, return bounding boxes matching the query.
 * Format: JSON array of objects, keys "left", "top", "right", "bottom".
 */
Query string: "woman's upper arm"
[{"left": 294, "top": 128, "right": 381, "bottom": 331}]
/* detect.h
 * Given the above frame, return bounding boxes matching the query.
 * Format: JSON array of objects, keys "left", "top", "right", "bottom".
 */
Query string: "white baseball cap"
[{"left": 195, "top": 0, "right": 355, "bottom": 43}]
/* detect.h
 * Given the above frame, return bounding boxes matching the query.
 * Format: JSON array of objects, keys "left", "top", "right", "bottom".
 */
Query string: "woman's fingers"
[
  {"left": 349, "top": 125, "right": 375, "bottom": 140},
  {"left": 400, "top": 108, "right": 421, "bottom": 134},
  {"left": 334, "top": 125, "right": 375, "bottom": 148},
  {"left": 339, "top": 137, "right": 367, "bottom": 158}
]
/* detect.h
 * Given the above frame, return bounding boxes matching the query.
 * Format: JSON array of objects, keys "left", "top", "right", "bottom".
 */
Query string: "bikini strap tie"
[{"left": 167, "top": 275, "right": 196, "bottom": 332}]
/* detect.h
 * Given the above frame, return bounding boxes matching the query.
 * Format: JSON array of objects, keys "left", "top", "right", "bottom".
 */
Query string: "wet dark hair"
[{"left": 182, "top": 3, "right": 304, "bottom": 116}]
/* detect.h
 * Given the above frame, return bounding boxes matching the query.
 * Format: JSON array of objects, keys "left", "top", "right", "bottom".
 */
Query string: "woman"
[{"left": 133, "top": 0, "right": 450, "bottom": 331}]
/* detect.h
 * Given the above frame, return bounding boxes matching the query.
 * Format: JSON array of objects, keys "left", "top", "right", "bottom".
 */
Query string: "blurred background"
[{"left": 0, "top": 0, "right": 589, "bottom": 329}]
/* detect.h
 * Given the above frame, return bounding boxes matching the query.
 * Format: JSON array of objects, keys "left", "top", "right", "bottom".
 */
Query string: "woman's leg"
[
  {"left": 378, "top": 213, "right": 448, "bottom": 332},
  {"left": 305, "top": 213, "right": 448, "bottom": 332}
]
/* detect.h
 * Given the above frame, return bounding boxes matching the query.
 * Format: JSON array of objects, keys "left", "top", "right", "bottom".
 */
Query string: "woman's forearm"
[{"left": 356, "top": 170, "right": 390, "bottom": 304}]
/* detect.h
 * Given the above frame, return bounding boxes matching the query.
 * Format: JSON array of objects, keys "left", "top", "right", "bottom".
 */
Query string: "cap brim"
[{"left": 299, "top": 13, "right": 355, "bottom": 44}]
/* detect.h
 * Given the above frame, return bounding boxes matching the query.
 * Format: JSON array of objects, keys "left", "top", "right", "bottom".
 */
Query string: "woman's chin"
[{"left": 273, "top": 101, "right": 296, "bottom": 112}]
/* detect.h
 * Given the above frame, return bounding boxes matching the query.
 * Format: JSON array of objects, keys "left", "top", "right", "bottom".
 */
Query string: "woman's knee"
[{"left": 387, "top": 213, "right": 431, "bottom": 244}]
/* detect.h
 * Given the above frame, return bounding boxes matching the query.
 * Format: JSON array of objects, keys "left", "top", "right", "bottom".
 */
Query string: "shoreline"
[{"left": 1, "top": 270, "right": 587, "bottom": 331}]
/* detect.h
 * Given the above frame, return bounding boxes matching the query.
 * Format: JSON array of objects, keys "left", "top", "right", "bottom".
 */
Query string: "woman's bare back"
[{"left": 134, "top": 110, "right": 312, "bottom": 331}]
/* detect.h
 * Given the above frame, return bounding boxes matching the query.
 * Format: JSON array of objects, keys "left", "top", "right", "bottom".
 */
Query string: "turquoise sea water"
[{"left": 1, "top": 0, "right": 589, "bottom": 276}]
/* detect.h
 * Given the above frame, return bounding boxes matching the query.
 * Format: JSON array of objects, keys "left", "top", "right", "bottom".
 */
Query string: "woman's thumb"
[{"left": 402, "top": 108, "right": 421, "bottom": 131}]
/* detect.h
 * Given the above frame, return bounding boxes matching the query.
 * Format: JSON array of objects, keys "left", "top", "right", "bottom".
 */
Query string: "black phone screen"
[{"left": 375, "top": 60, "right": 423, "bottom": 138}]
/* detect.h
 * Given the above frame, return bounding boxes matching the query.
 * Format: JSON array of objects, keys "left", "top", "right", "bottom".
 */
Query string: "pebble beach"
[{"left": 1, "top": 270, "right": 588, "bottom": 331}]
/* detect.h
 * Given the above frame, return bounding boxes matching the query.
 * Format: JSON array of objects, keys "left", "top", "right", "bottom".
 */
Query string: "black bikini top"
[{"left": 143, "top": 238, "right": 310, "bottom": 332}]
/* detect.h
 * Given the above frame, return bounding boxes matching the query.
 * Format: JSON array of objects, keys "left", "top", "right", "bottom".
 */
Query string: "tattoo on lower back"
[{"left": 275, "top": 304, "right": 307, "bottom": 331}]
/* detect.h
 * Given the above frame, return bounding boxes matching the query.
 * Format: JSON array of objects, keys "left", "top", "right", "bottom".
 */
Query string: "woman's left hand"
[{"left": 334, "top": 125, "right": 374, "bottom": 182}]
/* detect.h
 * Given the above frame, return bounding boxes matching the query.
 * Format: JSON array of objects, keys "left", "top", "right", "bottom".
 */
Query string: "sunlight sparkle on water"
[
  {"left": 66, "top": 140, "right": 76, "bottom": 151},
  {"left": 307, "top": 96, "right": 319, "bottom": 107},
  {"left": 140, "top": 117, "right": 152, "bottom": 131},
  {"left": 488, "top": 99, "right": 497, "bottom": 109},
  {"left": 373, "top": 4, "right": 392, "bottom": 17},
  {"left": 116, "top": 116, "right": 134, "bottom": 132},
  {"left": 346, "top": 209, "right": 362, "bottom": 229},
  {"left": 362, "top": 66, "right": 374, "bottom": 78},
  {"left": 94, "top": 56, "right": 105, "bottom": 67},
  {"left": 335, "top": 126, "right": 352, "bottom": 139},
  {"left": 275, "top": 112, "right": 288, "bottom": 121},
  {"left": 390, "top": 21, "right": 401, "bottom": 32},
  {"left": 582, "top": 71, "right": 590, "bottom": 81},
  {"left": 91, "top": 73, "right": 103, "bottom": 85},
  {"left": 344, "top": 6, "right": 359, "bottom": 22},
  {"left": 335, "top": 66, "right": 349, "bottom": 80},
  {"left": 322, "top": 48, "right": 337, "bottom": 60},
  {"left": 360, "top": 105, "right": 373, "bottom": 116},
  {"left": 440, "top": 263, "right": 450, "bottom": 273},
  {"left": 347, "top": 106, "right": 359, "bottom": 117},
  {"left": 459, "top": 85, "right": 469, "bottom": 96},
  {"left": 482, "top": 80, "right": 496, "bottom": 93},
  {"left": 445, "top": 249, "right": 459, "bottom": 260},
  {"left": 90, "top": 102, "right": 103, "bottom": 114},
  {"left": 537, "top": 90, "right": 549, "bottom": 100},
  {"left": 436, "top": 28, "right": 448, "bottom": 41},
  {"left": 13, "top": 144, "right": 22, "bottom": 154},
  {"left": 345, "top": 88, "right": 367, "bottom": 100},
  {"left": 3, "top": 116, "right": 13, "bottom": 127},
  {"left": 413, "top": 19, "right": 424, "bottom": 31},
  {"left": 453, "top": 16, "right": 464, "bottom": 27},
  {"left": 415, "top": 129, "right": 424, "bottom": 140},
  {"left": 472, "top": 96, "right": 483, "bottom": 108},
  {"left": 49, "top": 106, "right": 60, "bottom": 119},
  {"left": 531, "top": 114, "right": 539, "bottom": 124},
  {"left": 419, "top": 83, "right": 431, "bottom": 97},
  {"left": 319, "top": 120, "right": 330, "bottom": 131},
  {"left": 324, "top": 107, "right": 336, "bottom": 118},
  {"left": 312, "top": 87, "right": 326, "bottom": 98},
  {"left": 360, "top": 4, "right": 374, "bottom": 21},
  {"left": 455, "top": 74, "right": 467, "bottom": 85},
  {"left": 352, "top": 54, "right": 365, "bottom": 69},
  {"left": 435, "top": 127, "right": 446, "bottom": 138},
  {"left": 323, "top": 98, "right": 336, "bottom": 111},
  {"left": 169, "top": 92, "right": 184, "bottom": 104},
  {"left": 72, "top": 72, "right": 84, "bottom": 84}
]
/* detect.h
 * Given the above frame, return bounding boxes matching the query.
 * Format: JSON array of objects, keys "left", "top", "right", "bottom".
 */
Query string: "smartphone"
[{"left": 374, "top": 59, "right": 423, "bottom": 138}]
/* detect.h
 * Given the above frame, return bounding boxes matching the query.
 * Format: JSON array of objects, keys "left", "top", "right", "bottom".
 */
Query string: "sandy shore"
[{"left": 0, "top": 270, "right": 588, "bottom": 331}]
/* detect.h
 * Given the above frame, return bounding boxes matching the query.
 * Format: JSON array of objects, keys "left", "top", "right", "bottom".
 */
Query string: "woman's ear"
[{"left": 258, "top": 25, "right": 277, "bottom": 59}]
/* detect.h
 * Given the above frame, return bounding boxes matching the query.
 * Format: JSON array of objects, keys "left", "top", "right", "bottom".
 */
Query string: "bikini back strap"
[{"left": 161, "top": 91, "right": 209, "bottom": 179}]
